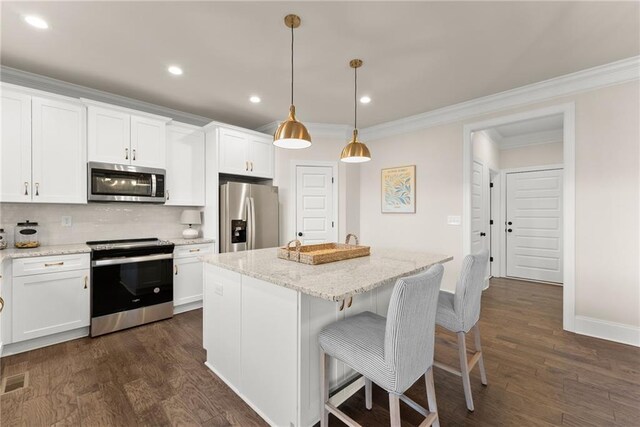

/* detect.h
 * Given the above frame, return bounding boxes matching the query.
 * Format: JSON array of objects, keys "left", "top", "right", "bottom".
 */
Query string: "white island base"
[{"left": 202, "top": 248, "right": 452, "bottom": 427}]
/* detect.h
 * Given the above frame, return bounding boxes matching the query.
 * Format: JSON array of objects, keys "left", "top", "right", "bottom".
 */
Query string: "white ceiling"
[
  {"left": 483, "top": 114, "right": 564, "bottom": 150},
  {"left": 1, "top": 2, "right": 638, "bottom": 129}
]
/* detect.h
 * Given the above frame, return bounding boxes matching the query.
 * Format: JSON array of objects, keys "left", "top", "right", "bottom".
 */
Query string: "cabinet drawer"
[
  {"left": 13, "top": 253, "right": 90, "bottom": 277},
  {"left": 174, "top": 244, "right": 212, "bottom": 259}
]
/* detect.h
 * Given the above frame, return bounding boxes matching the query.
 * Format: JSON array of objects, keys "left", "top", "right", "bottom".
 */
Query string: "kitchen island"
[{"left": 202, "top": 247, "right": 452, "bottom": 427}]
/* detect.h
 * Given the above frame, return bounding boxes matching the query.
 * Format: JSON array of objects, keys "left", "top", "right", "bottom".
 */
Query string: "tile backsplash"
[{"left": 0, "top": 203, "right": 201, "bottom": 246}]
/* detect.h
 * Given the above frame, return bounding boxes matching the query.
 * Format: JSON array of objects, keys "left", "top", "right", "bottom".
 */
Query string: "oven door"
[
  {"left": 88, "top": 162, "right": 166, "bottom": 203},
  {"left": 91, "top": 253, "right": 173, "bottom": 318}
]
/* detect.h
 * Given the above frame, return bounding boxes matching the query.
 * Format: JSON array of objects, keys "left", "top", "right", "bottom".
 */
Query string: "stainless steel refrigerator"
[{"left": 219, "top": 182, "right": 279, "bottom": 253}]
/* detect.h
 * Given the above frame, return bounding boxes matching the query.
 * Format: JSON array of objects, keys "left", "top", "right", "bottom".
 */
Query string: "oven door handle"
[{"left": 92, "top": 253, "right": 173, "bottom": 267}]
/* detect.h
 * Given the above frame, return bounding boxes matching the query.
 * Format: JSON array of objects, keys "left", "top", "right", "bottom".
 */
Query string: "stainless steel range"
[{"left": 87, "top": 238, "right": 175, "bottom": 337}]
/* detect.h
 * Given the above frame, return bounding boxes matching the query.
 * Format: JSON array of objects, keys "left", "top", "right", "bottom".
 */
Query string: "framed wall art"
[{"left": 381, "top": 165, "right": 416, "bottom": 213}]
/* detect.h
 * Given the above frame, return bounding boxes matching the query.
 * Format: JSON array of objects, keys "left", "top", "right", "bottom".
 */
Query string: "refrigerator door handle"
[
  {"left": 246, "top": 197, "right": 252, "bottom": 250},
  {"left": 250, "top": 197, "right": 256, "bottom": 250}
]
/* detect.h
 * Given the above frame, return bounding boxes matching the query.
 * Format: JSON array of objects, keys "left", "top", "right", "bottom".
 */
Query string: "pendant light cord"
[
  {"left": 291, "top": 24, "right": 294, "bottom": 106},
  {"left": 354, "top": 66, "right": 358, "bottom": 130}
]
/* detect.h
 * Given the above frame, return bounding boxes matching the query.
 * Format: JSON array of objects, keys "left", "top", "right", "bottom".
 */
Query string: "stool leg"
[
  {"left": 457, "top": 331, "right": 474, "bottom": 411},
  {"left": 389, "top": 393, "right": 401, "bottom": 427},
  {"left": 320, "top": 350, "right": 330, "bottom": 427},
  {"left": 473, "top": 324, "right": 488, "bottom": 386},
  {"left": 425, "top": 367, "right": 440, "bottom": 427},
  {"left": 365, "top": 377, "right": 373, "bottom": 410}
]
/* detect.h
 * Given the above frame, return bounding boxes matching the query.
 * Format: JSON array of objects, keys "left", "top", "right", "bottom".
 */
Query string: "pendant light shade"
[
  {"left": 274, "top": 14, "right": 312, "bottom": 149},
  {"left": 340, "top": 59, "right": 371, "bottom": 163}
]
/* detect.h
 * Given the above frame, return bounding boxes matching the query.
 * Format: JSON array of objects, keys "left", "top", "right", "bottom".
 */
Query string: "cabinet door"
[
  {"left": 88, "top": 106, "right": 130, "bottom": 164},
  {"left": 166, "top": 125, "right": 205, "bottom": 206},
  {"left": 131, "top": 115, "right": 166, "bottom": 169},
  {"left": 218, "top": 128, "right": 249, "bottom": 175},
  {"left": 13, "top": 269, "right": 90, "bottom": 342},
  {"left": 173, "top": 257, "right": 203, "bottom": 307},
  {"left": 1, "top": 90, "right": 32, "bottom": 202},
  {"left": 248, "top": 135, "right": 274, "bottom": 178},
  {"left": 203, "top": 265, "right": 241, "bottom": 385},
  {"left": 32, "top": 97, "right": 86, "bottom": 204}
]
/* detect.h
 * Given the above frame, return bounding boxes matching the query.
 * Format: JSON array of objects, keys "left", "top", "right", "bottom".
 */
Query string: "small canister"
[
  {"left": 0, "top": 228, "right": 7, "bottom": 250},
  {"left": 15, "top": 221, "right": 40, "bottom": 249}
]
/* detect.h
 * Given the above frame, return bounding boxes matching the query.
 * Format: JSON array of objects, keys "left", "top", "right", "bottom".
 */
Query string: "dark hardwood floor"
[{"left": 1, "top": 277, "right": 639, "bottom": 426}]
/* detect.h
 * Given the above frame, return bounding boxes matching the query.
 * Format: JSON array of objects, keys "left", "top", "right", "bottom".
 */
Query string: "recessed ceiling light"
[
  {"left": 167, "top": 66, "right": 183, "bottom": 76},
  {"left": 249, "top": 96, "right": 261, "bottom": 104},
  {"left": 24, "top": 15, "right": 49, "bottom": 29},
  {"left": 360, "top": 96, "right": 371, "bottom": 104}
]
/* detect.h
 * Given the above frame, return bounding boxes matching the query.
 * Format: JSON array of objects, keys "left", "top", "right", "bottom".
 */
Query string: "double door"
[{"left": 1, "top": 89, "right": 86, "bottom": 203}]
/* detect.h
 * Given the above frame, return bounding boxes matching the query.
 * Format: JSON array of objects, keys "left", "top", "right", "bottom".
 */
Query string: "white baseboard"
[
  {"left": 2, "top": 327, "right": 90, "bottom": 357},
  {"left": 574, "top": 315, "right": 640, "bottom": 347},
  {"left": 173, "top": 300, "right": 203, "bottom": 315}
]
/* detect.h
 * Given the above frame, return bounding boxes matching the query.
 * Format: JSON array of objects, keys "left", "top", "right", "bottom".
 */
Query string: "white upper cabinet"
[
  {"left": 166, "top": 124, "right": 205, "bottom": 206},
  {"left": 1, "top": 89, "right": 32, "bottom": 202},
  {"left": 218, "top": 127, "right": 274, "bottom": 178},
  {"left": 249, "top": 135, "right": 274, "bottom": 178},
  {"left": 32, "top": 97, "right": 86, "bottom": 204},
  {"left": 86, "top": 102, "right": 169, "bottom": 169},
  {"left": 131, "top": 115, "right": 166, "bottom": 169},
  {"left": 1, "top": 88, "right": 86, "bottom": 204},
  {"left": 87, "top": 106, "right": 130, "bottom": 165}
]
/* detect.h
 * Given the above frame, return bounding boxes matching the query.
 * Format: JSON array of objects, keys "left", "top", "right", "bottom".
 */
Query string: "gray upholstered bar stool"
[
  {"left": 319, "top": 264, "right": 445, "bottom": 427},
  {"left": 434, "top": 250, "right": 489, "bottom": 412}
]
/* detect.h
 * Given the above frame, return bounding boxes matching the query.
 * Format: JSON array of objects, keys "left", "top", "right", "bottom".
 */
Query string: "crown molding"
[
  {"left": 360, "top": 55, "right": 640, "bottom": 141},
  {"left": 256, "top": 120, "right": 351, "bottom": 140},
  {"left": 0, "top": 66, "right": 212, "bottom": 126}
]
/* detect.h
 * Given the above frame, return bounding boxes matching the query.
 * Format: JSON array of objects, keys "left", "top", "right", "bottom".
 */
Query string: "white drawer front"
[
  {"left": 174, "top": 244, "right": 212, "bottom": 259},
  {"left": 13, "top": 254, "right": 91, "bottom": 277}
]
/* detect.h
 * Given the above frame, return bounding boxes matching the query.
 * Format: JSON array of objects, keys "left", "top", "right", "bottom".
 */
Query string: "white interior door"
[
  {"left": 295, "top": 166, "right": 335, "bottom": 244},
  {"left": 471, "top": 161, "right": 489, "bottom": 255},
  {"left": 506, "top": 169, "right": 563, "bottom": 283}
]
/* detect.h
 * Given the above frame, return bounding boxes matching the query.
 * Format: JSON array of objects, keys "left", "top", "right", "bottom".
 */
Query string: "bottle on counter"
[
  {"left": 15, "top": 221, "right": 40, "bottom": 249},
  {"left": 0, "top": 228, "right": 6, "bottom": 250}
]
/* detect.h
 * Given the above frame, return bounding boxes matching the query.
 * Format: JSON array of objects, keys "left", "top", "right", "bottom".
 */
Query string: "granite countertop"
[
  {"left": 202, "top": 247, "right": 453, "bottom": 301},
  {"left": 0, "top": 238, "right": 215, "bottom": 263}
]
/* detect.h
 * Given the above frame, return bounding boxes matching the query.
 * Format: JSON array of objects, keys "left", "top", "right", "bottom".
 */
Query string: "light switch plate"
[
  {"left": 61, "top": 216, "right": 72, "bottom": 227},
  {"left": 447, "top": 215, "right": 461, "bottom": 225}
]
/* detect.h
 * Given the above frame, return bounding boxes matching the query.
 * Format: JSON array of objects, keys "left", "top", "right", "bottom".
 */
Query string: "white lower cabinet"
[
  {"left": 173, "top": 243, "right": 211, "bottom": 311},
  {"left": 12, "top": 259, "right": 90, "bottom": 343}
]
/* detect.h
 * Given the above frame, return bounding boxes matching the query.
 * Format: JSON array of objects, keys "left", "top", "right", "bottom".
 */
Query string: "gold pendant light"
[
  {"left": 340, "top": 59, "right": 371, "bottom": 163},
  {"left": 273, "top": 14, "right": 312, "bottom": 149}
]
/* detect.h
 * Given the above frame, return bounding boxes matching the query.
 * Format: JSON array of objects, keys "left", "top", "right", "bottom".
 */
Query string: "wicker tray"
[{"left": 278, "top": 234, "right": 370, "bottom": 265}]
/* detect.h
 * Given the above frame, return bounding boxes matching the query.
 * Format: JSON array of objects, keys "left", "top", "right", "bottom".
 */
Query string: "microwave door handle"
[
  {"left": 151, "top": 174, "right": 157, "bottom": 197},
  {"left": 251, "top": 197, "right": 256, "bottom": 250}
]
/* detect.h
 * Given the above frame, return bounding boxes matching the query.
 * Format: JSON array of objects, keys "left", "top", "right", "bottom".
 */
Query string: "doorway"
[
  {"left": 293, "top": 162, "right": 338, "bottom": 244},
  {"left": 463, "top": 103, "right": 576, "bottom": 332}
]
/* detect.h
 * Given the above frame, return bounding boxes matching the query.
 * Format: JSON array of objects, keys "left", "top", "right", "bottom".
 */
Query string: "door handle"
[
  {"left": 480, "top": 232, "right": 486, "bottom": 237},
  {"left": 508, "top": 221, "right": 513, "bottom": 225},
  {"left": 507, "top": 229, "right": 513, "bottom": 233},
  {"left": 298, "top": 232, "right": 303, "bottom": 237}
]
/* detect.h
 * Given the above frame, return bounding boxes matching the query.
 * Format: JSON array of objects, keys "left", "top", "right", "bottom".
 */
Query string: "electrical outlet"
[
  {"left": 447, "top": 215, "right": 461, "bottom": 225},
  {"left": 61, "top": 216, "right": 72, "bottom": 227}
]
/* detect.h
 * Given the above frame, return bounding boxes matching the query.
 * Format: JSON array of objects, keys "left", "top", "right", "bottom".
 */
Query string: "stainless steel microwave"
[{"left": 88, "top": 162, "right": 166, "bottom": 203}]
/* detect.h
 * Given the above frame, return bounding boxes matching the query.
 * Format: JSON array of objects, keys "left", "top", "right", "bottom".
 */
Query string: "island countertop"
[{"left": 202, "top": 247, "right": 452, "bottom": 301}]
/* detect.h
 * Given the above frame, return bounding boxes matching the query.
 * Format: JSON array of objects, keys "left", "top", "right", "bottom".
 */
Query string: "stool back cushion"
[
  {"left": 384, "top": 263, "right": 444, "bottom": 393},
  {"left": 454, "top": 250, "right": 490, "bottom": 331}
]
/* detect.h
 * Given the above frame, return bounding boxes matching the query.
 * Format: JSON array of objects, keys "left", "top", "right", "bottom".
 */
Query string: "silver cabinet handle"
[
  {"left": 132, "top": 149, "right": 136, "bottom": 161},
  {"left": 245, "top": 161, "right": 248, "bottom": 171},
  {"left": 174, "top": 265, "right": 178, "bottom": 275},
  {"left": 0, "top": 296, "right": 4, "bottom": 313},
  {"left": 24, "top": 182, "right": 29, "bottom": 196},
  {"left": 84, "top": 276, "right": 88, "bottom": 289},
  {"left": 35, "top": 182, "right": 40, "bottom": 196},
  {"left": 189, "top": 248, "right": 200, "bottom": 253},
  {"left": 45, "top": 262, "right": 64, "bottom": 267},
  {"left": 347, "top": 297, "right": 353, "bottom": 308},
  {"left": 166, "top": 190, "right": 170, "bottom": 201},
  {"left": 339, "top": 300, "right": 345, "bottom": 311},
  {"left": 250, "top": 162, "right": 254, "bottom": 172},
  {"left": 125, "top": 148, "right": 129, "bottom": 160}
]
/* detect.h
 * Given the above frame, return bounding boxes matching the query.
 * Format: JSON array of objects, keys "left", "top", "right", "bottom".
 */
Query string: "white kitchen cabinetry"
[
  {"left": 1, "top": 88, "right": 86, "bottom": 204},
  {"left": 173, "top": 243, "right": 211, "bottom": 311},
  {"left": 86, "top": 102, "right": 169, "bottom": 168},
  {"left": 12, "top": 254, "right": 90, "bottom": 343},
  {"left": 218, "top": 127, "right": 274, "bottom": 178},
  {"left": 166, "top": 124, "right": 205, "bottom": 206}
]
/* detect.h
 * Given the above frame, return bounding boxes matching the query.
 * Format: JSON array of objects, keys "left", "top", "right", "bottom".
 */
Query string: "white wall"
[
  {"left": 472, "top": 131, "right": 500, "bottom": 171},
  {"left": 500, "top": 141, "right": 563, "bottom": 169},
  {"left": 0, "top": 203, "right": 191, "bottom": 246},
  {"left": 359, "top": 80, "right": 639, "bottom": 330}
]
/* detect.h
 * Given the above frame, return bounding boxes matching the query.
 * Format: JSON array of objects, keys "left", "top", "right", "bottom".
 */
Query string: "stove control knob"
[{"left": 154, "top": 287, "right": 160, "bottom": 294}]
